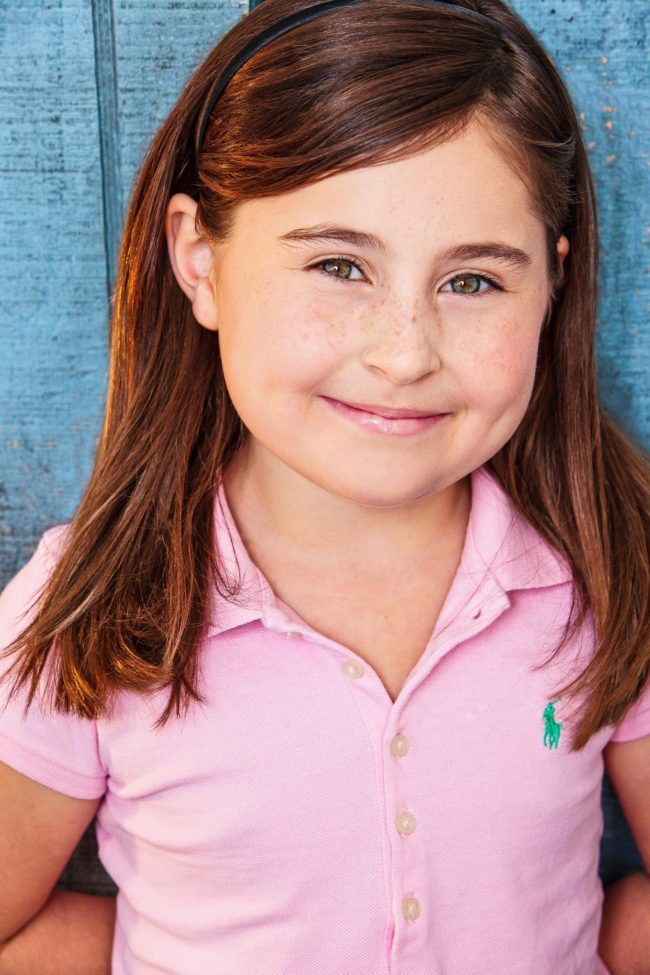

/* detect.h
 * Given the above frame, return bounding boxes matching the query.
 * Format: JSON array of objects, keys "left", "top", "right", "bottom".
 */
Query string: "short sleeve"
[
  {"left": 0, "top": 527, "right": 107, "bottom": 799},
  {"left": 608, "top": 680, "right": 650, "bottom": 743}
]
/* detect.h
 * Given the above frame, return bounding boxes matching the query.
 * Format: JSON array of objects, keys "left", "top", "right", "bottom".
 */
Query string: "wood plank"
[
  {"left": 513, "top": 0, "right": 649, "bottom": 448},
  {"left": 114, "top": 0, "right": 248, "bottom": 206},
  {"left": 0, "top": 0, "right": 108, "bottom": 586}
]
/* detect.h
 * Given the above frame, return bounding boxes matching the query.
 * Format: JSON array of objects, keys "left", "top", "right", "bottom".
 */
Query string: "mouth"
[
  {"left": 319, "top": 396, "right": 450, "bottom": 437},
  {"left": 324, "top": 397, "right": 441, "bottom": 419}
]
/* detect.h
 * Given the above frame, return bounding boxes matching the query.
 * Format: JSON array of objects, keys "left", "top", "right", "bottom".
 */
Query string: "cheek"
[
  {"left": 454, "top": 305, "right": 544, "bottom": 408},
  {"left": 217, "top": 285, "right": 345, "bottom": 404}
]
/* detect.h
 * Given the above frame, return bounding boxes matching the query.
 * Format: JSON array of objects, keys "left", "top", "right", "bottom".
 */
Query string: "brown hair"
[{"left": 2, "top": 0, "right": 648, "bottom": 749}]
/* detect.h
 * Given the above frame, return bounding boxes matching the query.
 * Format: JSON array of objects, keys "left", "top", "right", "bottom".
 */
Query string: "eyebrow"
[{"left": 278, "top": 225, "right": 533, "bottom": 270}]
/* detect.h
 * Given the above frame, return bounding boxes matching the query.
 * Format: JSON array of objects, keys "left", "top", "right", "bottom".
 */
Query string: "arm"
[
  {"left": 0, "top": 889, "right": 116, "bottom": 975},
  {"left": 0, "top": 760, "right": 115, "bottom": 975},
  {"left": 599, "top": 735, "right": 650, "bottom": 975}
]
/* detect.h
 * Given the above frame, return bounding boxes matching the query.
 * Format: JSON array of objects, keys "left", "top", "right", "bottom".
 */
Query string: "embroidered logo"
[{"left": 542, "top": 699, "right": 563, "bottom": 749}]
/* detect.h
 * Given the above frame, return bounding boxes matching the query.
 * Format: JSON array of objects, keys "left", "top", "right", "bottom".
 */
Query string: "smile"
[{"left": 319, "top": 396, "right": 450, "bottom": 437}]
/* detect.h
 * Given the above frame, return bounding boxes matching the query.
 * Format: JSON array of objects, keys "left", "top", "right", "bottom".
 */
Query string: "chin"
[{"left": 321, "top": 470, "right": 451, "bottom": 510}]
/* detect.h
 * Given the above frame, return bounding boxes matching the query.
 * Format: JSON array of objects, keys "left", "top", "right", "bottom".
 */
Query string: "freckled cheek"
[
  {"left": 223, "top": 303, "right": 349, "bottom": 401},
  {"left": 274, "top": 298, "right": 355, "bottom": 380},
  {"left": 453, "top": 316, "right": 542, "bottom": 405}
]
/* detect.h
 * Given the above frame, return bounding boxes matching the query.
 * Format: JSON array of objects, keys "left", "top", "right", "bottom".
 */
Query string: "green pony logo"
[{"left": 542, "top": 699, "right": 563, "bottom": 749}]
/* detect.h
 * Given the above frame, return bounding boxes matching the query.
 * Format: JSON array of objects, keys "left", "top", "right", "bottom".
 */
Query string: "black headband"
[{"left": 192, "top": 0, "right": 542, "bottom": 188}]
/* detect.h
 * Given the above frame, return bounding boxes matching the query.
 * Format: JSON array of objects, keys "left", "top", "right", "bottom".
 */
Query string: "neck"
[{"left": 221, "top": 444, "right": 472, "bottom": 577}]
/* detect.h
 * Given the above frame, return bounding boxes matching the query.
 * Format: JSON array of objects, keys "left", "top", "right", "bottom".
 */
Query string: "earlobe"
[
  {"left": 557, "top": 234, "right": 570, "bottom": 269},
  {"left": 164, "top": 192, "right": 219, "bottom": 331}
]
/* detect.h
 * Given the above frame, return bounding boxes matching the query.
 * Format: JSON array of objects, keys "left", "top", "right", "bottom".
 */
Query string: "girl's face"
[{"left": 169, "top": 117, "right": 569, "bottom": 509}]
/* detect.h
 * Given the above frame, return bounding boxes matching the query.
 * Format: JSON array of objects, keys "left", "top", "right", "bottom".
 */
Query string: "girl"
[{"left": 0, "top": 0, "right": 648, "bottom": 972}]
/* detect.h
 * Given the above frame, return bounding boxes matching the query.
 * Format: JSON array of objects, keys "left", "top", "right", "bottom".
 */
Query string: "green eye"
[
  {"left": 443, "top": 273, "right": 500, "bottom": 296},
  {"left": 313, "top": 257, "right": 364, "bottom": 280},
  {"left": 321, "top": 259, "right": 355, "bottom": 278},
  {"left": 451, "top": 274, "right": 481, "bottom": 294}
]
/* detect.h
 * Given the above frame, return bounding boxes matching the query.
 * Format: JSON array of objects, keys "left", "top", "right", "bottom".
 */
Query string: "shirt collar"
[
  {"left": 204, "top": 482, "right": 269, "bottom": 637},
  {"left": 205, "top": 464, "right": 573, "bottom": 638},
  {"left": 465, "top": 465, "right": 573, "bottom": 594}
]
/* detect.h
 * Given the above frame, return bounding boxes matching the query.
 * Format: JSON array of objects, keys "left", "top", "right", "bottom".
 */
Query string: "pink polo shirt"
[{"left": 1, "top": 464, "right": 648, "bottom": 974}]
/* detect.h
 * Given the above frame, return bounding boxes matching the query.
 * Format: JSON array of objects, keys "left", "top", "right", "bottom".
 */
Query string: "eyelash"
[{"left": 309, "top": 255, "right": 504, "bottom": 297}]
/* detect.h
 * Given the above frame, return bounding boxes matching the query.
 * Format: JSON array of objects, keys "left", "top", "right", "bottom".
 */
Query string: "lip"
[
  {"left": 321, "top": 397, "right": 440, "bottom": 419},
  {"left": 320, "top": 396, "right": 450, "bottom": 437}
]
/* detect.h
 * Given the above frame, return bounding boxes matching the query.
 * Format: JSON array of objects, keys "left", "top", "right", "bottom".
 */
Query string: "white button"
[
  {"left": 390, "top": 733, "right": 409, "bottom": 757},
  {"left": 342, "top": 659, "right": 363, "bottom": 679},
  {"left": 396, "top": 811, "right": 416, "bottom": 835},
  {"left": 402, "top": 896, "right": 421, "bottom": 921}
]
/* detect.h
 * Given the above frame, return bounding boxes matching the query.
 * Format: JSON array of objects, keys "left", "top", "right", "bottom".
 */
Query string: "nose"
[{"left": 361, "top": 293, "right": 442, "bottom": 384}]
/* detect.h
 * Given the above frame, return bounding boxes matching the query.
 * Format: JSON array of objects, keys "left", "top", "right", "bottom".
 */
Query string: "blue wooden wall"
[{"left": 0, "top": 0, "right": 647, "bottom": 895}]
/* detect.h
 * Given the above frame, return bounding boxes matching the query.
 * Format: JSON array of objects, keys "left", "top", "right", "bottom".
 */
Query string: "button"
[
  {"left": 471, "top": 607, "right": 482, "bottom": 619},
  {"left": 390, "top": 733, "right": 409, "bottom": 757},
  {"left": 396, "top": 811, "right": 416, "bottom": 835},
  {"left": 402, "top": 896, "right": 421, "bottom": 921},
  {"left": 342, "top": 659, "right": 364, "bottom": 679}
]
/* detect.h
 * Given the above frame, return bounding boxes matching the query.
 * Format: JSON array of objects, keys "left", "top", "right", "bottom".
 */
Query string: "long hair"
[{"left": 2, "top": 0, "right": 648, "bottom": 749}]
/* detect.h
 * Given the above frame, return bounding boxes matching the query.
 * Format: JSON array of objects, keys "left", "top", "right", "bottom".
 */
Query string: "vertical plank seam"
[{"left": 91, "top": 0, "right": 123, "bottom": 302}]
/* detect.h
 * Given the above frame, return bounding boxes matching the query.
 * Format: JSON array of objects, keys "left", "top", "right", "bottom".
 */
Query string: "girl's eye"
[
  {"left": 311, "top": 257, "right": 364, "bottom": 281},
  {"left": 441, "top": 273, "right": 501, "bottom": 297}
]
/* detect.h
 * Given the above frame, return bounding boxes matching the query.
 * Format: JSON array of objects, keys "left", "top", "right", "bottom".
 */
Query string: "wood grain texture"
[
  {"left": 513, "top": 0, "right": 649, "bottom": 446},
  {"left": 114, "top": 0, "right": 247, "bottom": 204},
  {"left": 92, "top": 0, "right": 123, "bottom": 294},
  {"left": 0, "top": 0, "right": 247, "bottom": 585},
  {"left": 0, "top": 0, "right": 108, "bottom": 581}
]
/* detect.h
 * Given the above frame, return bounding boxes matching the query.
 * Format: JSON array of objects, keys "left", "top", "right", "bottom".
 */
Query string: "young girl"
[{"left": 0, "top": 0, "right": 648, "bottom": 972}]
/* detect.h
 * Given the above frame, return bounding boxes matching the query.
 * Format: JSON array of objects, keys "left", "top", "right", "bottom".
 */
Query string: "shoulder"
[
  {"left": 39, "top": 524, "right": 71, "bottom": 562},
  {"left": 0, "top": 524, "right": 107, "bottom": 799},
  {"left": 0, "top": 525, "right": 71, "bottom": 641},
  {"left": 608, "top": 681, "right": 650, "bottom": 744}
]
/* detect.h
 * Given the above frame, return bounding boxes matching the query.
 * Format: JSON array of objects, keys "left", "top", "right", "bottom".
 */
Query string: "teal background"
[{"left": 0, "top": 0, "right": 647, "bottom": 894}]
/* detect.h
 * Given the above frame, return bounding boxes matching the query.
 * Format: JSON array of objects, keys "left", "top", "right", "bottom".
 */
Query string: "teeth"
[{"left": 358, "top": 414, "right": 401, "bottom": 432}]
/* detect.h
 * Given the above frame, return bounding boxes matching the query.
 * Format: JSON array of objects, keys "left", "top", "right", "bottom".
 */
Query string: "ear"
[
  {"left": 165, "top": 193, "right": 219, "bottom": 331},
  {"left": 556, "top": 234, "right": 570, "bottom": 271},
  {"left": 542, "top": 235, "right": 571, "bottom": 330}
]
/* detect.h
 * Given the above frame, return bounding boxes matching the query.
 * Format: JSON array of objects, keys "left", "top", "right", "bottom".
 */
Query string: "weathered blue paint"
[
  {"left": 0, "top": 0, "right": 248, "bottom": 585},
  {"left": 512, "top": 0, "right": 649, "bottom": 447},
  {"left": 0, "top": 0, "right": 647, "bottom": 898},
  {"left": 0, "top": 0, "right": 108, "bottom": 580},
  {"left": 92, "top": 0, "right": 124, "bottom": 296}
]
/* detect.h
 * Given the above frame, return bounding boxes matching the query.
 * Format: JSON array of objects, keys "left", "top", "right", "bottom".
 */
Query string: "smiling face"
[{"left": 169, "top": 117, "right": 568, "bottom": 514}]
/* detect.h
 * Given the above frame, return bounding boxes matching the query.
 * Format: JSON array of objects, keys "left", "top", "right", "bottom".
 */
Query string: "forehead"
[{"left": 230, "top": 118, "right": 546, "bottom": 257}]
